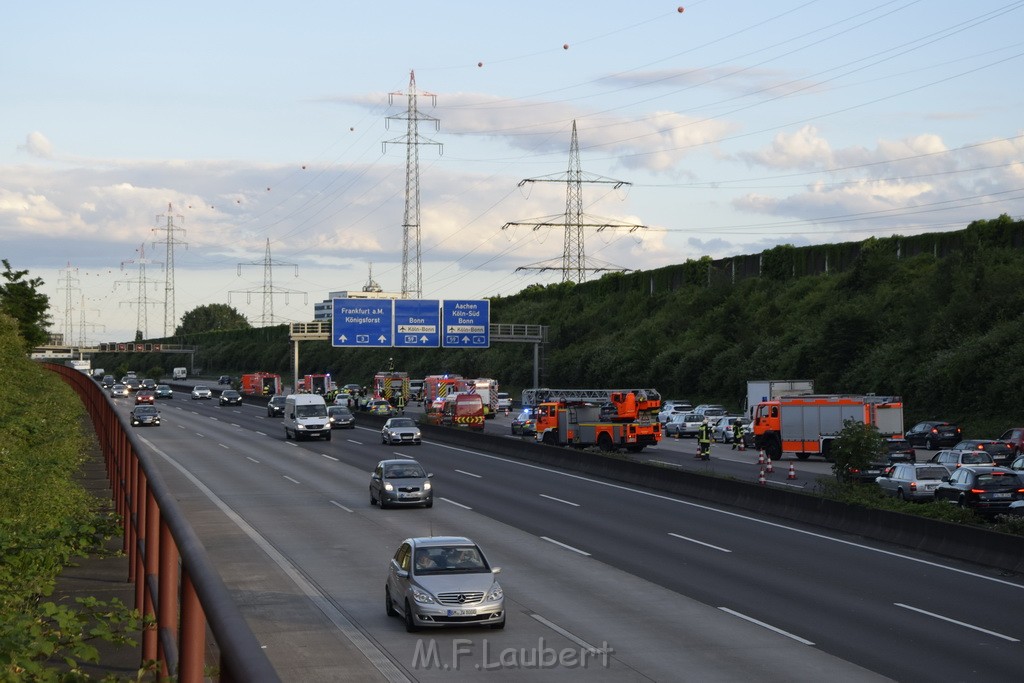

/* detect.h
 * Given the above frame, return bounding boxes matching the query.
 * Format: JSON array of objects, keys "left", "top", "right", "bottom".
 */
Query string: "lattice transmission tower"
[
  {"left": 152, "top": 203, "right": 187, "bottom": 336},
  {"left": 116, "top": 243, "right": 162, "bottom": 339},
  {"left": 384, "top": 70, "right": 442, "bottom": 299},
  {"left": 230, "top": 239, "right": 306, "bottom": 327},
  {"left": 56, "top": 263, "right": 80, "bottom": 345},
  {"left": 503, "top": 120, "right": 647, "bottom": 283}
]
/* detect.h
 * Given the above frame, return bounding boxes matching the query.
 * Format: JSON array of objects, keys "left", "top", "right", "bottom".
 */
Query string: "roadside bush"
[{"left": 829, "top": 420, "right": 884, "bottom": 483}]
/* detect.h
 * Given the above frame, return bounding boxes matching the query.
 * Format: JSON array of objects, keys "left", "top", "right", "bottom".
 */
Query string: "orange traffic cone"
[
  {"left": 787, "top": 462, "right": 797, "bottom": 480},
  {"left": 758, "top": 468, "right": 766, "bottom": 485},
  {"left": 757, "top": 450, "right": 765, "bottom": 466},
  {"left": 765, "top": 457, "right": 774, "bottom": 474}
]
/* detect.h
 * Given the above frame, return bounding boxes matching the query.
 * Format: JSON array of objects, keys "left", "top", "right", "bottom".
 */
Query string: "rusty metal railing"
[{"left": 51, "top": 364, "right": 281, "bottom": 683}]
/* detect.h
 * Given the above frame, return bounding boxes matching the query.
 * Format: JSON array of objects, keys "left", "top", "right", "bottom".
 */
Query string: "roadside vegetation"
[{"left": 0, "top": 313, "right": 144, "bottom": 681}]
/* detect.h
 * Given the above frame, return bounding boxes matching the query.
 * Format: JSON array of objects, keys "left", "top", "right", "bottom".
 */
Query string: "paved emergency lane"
[{"left": 112, "top": 394, "right": 1024, "bottom": 681}]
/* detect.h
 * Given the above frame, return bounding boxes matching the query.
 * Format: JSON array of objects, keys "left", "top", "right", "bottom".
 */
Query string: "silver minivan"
[{"left": 386, "top": 536, "right": 504, "bottom": 632}]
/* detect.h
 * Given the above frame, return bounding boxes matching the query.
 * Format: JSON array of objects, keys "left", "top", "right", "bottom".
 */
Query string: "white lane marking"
[
  {"left": 195, "top": 433, "right": 205, "bottom": 438},
  {"left": 209, "top": 417, "right": 220, "bottom": 421},
  {"left": 284, "top": 442, "right": 297, "bottom": 448},
  {"left": 647, "top": 460, "right": 683, "bottom": 468},
  {"left": 541, "top": 537, "right": 590, "bottom": 556},
  {"left": 718, "top": 607, "right": 814, "bottom": 645},
  {"left": 141, "top": 439, "right": 409, "bottom": 683},
  {"left": 347, "top": 439, "right": 362, "bottom": 445},
  {"left": 455, "top": 469, "right": 482, "bottom": 478},
  {"left": 283, "top": 476, "right": 300, "bottom": 484},
  {"left": 895, "top": 603, "right": 1019, "bottom": 642},
  {"left": 431, "top": 442, "right": 1024, "bottom": 589},
  {"left": 330, "top": 501, "right": 353, "bottom": 513},
  {"left": 178, "top": 425, "right": 186, "bottom": 430},
  {"left": 440, "top": 497, "right": 472, "bottom": 510},
  {"left": 246, "top": 457, "right": 260, "bottom": 464},
  {"left": 530, "top": 613, "right": 609, "bottom": 655},
  {"left": 321, "top": 453, "right": 339, "bottom": 462},
  {"left": 230, "top": 423, "right": 241, "bottom": 428},
  {"left": 540, "top": 493, "right": 580, "bottom": 507},
  {"left": 669, "top": 532, "right": 731, "bottom": 553},
  {"left": 218, "top": 443, "right": 230, "bottom": 450},
  {"left": 255, "top": 431, "right": 267, "bottom": 436}
]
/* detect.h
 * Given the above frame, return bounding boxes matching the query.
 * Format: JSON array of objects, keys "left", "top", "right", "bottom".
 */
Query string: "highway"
[{"left": 116, "top": 393, "right": 1024, "bottom": 681}]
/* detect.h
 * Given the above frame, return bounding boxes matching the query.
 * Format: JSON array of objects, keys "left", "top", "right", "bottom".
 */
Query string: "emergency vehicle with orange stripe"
[
  {"left": 752, "top": 394, "right": 904, "bottom": 461},
  {"left": 524, "top": 388, "right": 662, "bottom": 452}
]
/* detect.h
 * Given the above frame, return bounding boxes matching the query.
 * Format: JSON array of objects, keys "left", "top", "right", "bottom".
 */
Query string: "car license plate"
[
  {"left": 991, "top": 492, "right": 1011, "bottom": 499},
  {"left": 446, "top": 608, "right": 476, "bottom": 617}
]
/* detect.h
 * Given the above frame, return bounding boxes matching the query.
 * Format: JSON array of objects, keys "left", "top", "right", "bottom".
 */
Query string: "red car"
[{"left": 135, "top": 390, "right": 156, "bottom": 405}]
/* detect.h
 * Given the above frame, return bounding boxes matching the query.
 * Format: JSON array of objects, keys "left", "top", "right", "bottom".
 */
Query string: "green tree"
[
  {"left": 175, "top": 303, "right": 251, "bottom": 336},
  {"left": 0, "top": 259, "right": 51, "bottom": 348},
  {"left": 830, "top": 419, "right": 885, "bottom": 483}
]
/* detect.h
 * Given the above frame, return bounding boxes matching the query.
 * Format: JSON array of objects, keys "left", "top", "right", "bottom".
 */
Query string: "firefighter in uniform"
[
  {"left": 696, "top": 419, "right": 712, "bottom": 460},
  {"left": 397, "top": 392, "right": 406, "bottom": 415},
  {"left": 732, "top": 419, "right": 746, "bottom": 451}
]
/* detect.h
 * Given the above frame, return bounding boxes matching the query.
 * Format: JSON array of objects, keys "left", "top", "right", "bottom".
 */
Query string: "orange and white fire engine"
[
  {"left": 422, "top": 374, "right": 469, "bottom": 405},
  {"left": 752, "top": 393, "right": 904, "bottom": 461},
  {"left": 241, "top": 372, "right": 282, "bottom": 397},
  {"left": 523, "top": 388, "right": 662, "bottom": 452},
  {"left": 373, "top": 371, "right": 410, "bottom": 406}
]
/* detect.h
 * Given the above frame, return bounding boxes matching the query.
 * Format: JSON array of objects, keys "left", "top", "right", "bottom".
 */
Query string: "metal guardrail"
[{"left": 51, "top": 365, "right": 281, "bottom": 683}]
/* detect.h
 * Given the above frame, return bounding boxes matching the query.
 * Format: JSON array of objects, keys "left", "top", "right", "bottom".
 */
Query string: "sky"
[{"left": 4, "top": 1, "right": 1024, "bottom": 344}]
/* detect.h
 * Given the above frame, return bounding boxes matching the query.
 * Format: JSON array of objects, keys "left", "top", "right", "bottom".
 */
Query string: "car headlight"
[
  {"left": 383, "top": 482, "right": 394, "bottom": 491},
  {"left": 414, "top": 431, "right": 421, "bottom": 438},
  {"left": 412, "top": 586, "right": 436, "bottom": 604},
  {"left": 423, "top": 481, "right": 431, "bottom": 491},
  {"left": 487, "top": 583, "right": 503, "bottom": 601}
]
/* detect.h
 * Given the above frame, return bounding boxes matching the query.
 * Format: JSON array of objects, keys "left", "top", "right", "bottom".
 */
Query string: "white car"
[
  {"left": 658, "top": 400, "right": 693, "bottom": 424},
  {"left": 190, "top": 385, "right": 213, "bottom": 400},
  {"left": 496, "top": 393, "right": 512, "bottom": 412}
]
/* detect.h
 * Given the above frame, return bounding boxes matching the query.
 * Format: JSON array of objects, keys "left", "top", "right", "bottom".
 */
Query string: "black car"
[
  {"left": 933, "top": 466, "right": 1024, "bottom": 516},
  {"left": 130, "top": 405, "right": 161, "bottom": 427},
  {"left": 949, "top": 439, "right": 1015, "bottom": 467},
  {"left": 327, "top": 405, "right": 356, "bottom": 429},
  {"left": 844, "top": 438, "right": 916, "bottom": 483},
  {"left": 217, "top": 375, "right": 232, "bottom": 385},
  {"left": 904, "top": 421, "right": 962, "bottom": 450},
  {"left": 219, "top": 389, "right": 243, "bottom": 406},
  {"left": 267, "top": 395, "right": 287, "bottom": 417}
]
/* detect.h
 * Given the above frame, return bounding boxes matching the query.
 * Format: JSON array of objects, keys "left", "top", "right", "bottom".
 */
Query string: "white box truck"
[
  {"left": 172, "top": 367, "right": 188, "bottom": 380},
  {"left": 745, "top": 380, "right": 814, "bottom": 419}
]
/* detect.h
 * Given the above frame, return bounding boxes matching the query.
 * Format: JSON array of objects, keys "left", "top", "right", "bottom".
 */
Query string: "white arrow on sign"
[
  {"left": 378, "top": 334, "right": 388, "bottom": 343},
  {"left": 339, "top": 335, "right": 348, "bottom": 343}
]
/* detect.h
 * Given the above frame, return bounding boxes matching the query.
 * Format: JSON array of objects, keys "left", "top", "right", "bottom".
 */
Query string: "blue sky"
[{"left": 4, "top": 1, "right": 1023, "bottom": 342}]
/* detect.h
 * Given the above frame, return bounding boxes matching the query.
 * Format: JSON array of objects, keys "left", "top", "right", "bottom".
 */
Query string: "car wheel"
[
  {"left": 424, "top": 500, "right": 433, "bottom": 508},
  {"left": 370, "top": 489, "right": 376, "bottom": 505},
  {"left": 284, "top": 428, "right": 291, "bottom": 440},
  {"left": 925, "top": 438, "right": 934, "bottom": 450},
  {"left": 896, "top": 488, "right": 905, "bottom": 501},
  {"left": 385, "top": 587, "right": 397, "bottom": 617},
  {"left": 957, "top": 494, "right": 966, "bottom": 507},
  {"left": 324, "top": 431, "right": 331, "bottom": 442},
  {"left": 404, "top": 601, "right": 418, "bottom": 632}
]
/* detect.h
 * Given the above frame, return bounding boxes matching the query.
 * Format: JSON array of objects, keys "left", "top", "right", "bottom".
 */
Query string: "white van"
[
  {"left": 172, "top": 367, "right": 188, "bottom": 380},
  {"left": 283, "top": 394, "right": 331, "bottom": 441}
]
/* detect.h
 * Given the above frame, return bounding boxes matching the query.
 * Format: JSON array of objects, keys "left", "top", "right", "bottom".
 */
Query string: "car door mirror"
[
  {"left": 427, "top": 473, "right": 434, "bottom": 478},
  {"left": 491, "top": 567, "right": 501, "bottom": 575}
]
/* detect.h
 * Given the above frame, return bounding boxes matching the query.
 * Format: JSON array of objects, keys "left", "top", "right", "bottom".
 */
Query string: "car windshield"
[
  {"left": 385, "top": 463, "right": 426, "bottom": 478},
  {"left": 329, "top": 407, "right": 351, "bottom": 416},
  {"left": 413, "top": 546, "right": 488, "bottom": 575},
  {"left": 297, "top": 404, "right": 327, "bottom": 418},
  {"left": 135, "top": 406, "right": 157, "bottom": 415},
  {"left": 389, "top": 418, "right": 416, "bottom": 428}
]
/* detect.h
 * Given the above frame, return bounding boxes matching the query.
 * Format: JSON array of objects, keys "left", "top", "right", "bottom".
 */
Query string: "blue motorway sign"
[
  {"left": 442, "top": 299, "right": 490, "bottom": 348},
  {"left": 332, "top": 299, "right": 394, "bottom": 347},
  {"left": 394, "top": 299, "right": 440, "bottom": 348}
]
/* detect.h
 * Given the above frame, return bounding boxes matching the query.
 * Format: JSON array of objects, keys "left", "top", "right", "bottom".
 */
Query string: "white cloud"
[{"left": 18, "top": 132, "right": 54, "bottom": 159}]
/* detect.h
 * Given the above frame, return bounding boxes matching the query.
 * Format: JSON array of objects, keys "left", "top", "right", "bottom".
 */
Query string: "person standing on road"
[
  {"left": 697, "top": 419, "right": 712, "bottom": 459},
  {"left": 732, "top": 420, "right": 746, "bottom": 451}
]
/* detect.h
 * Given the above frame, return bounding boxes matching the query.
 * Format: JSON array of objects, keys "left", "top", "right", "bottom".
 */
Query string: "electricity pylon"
[
  {"left": 503, "top": 120, "right": 646, "bottom": 283},
  {"left": 230, "top": 239, "right": 306, "bottom": 326},
  {"left": 384, "top": 70, "right": 442, "bottom": 299},
  {"left": 117, "top": 243, "right": 162, "bottom": 339},
  {"left": 152, "top": 203, "right": 187, "bottom": 336}
]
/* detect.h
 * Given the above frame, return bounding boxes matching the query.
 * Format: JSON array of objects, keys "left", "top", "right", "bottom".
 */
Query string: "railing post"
[
  {"left": 178, "top": 570, "right": 206, "bottom": 683},
  {"left": 142, "top": 490, "right": 159, "bottom": 662},
  {"left": 158, "top": 521, "right": 180, "bottom": 679}
]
